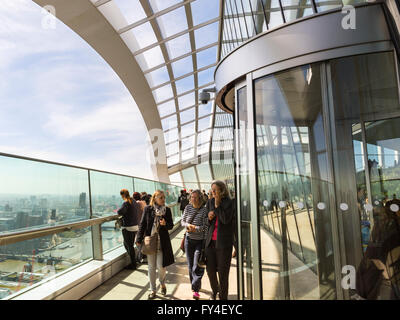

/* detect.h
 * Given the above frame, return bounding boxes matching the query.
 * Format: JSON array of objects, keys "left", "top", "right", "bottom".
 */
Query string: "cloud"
[{"left": 0, "top": 0, "right": 156, "bottom": 180}]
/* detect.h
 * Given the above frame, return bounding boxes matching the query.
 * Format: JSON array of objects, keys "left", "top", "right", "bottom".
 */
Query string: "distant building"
[
  {"left": 50, "top": 209, "right": 56, "bottom": 221},
  {"left": 76, "top": 193, "right": 88, "bottom": 217},
  {"left": 39, "top": 198, "right": 48, "bottom": 209},
  {"left": 79, "top": 193, "right": 86, "bottom": 209},
  {"left": 16, "top": 212, "right": 29, "bottom": 229},
  {"left": 0, "top": 217, "right": 15, "bottom": 232}
]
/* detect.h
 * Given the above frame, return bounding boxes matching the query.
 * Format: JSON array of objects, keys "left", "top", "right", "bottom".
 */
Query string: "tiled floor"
[{"left": 81, "top": 227, "right": 238, "bottom": 300}]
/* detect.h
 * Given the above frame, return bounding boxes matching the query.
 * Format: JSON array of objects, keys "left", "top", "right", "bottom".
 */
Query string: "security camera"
[
  {"left": 199, "top": 87, "right": 216, "bottom": 104},
  {"left": 199, "top": 91, "right": 211, "bottom": 104}
]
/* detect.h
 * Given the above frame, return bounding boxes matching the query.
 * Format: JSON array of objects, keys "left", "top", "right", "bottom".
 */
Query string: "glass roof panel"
[
  {"left": 135, "top": 45, "right": 164, "bottom": 70},
  {"left": 198, "top": 67, "right": 215, "bottom": 87},
  {"left": 196, "top": 162, "right": 213, "bottom": 182},
  {"left": 153, "top": 84, "right": 174, "bottom": 103},
  {"left": 197, "top": 129, "right": 211, "bottom": 145},
  {"left": 114, "top": 0, "right": 147, "bottom": 27},
  {"left": 169, "top": 172, "right": 183, "bottom": 186},
  {"left": 180, "top": 107, "right": 196, "bottom": 124},
  {"left": 156, "top": 6, "right": 188, "bottom": 38},
  {"left": 175, "top": 75, "right": 194, "bottom": 95},
  {"left": 181, "top": 121, "right": 195, "bottom": 138},
  {"left": 191, "top": 0, "right": 220, "bottom": 26},
  {"left": 197, "top": 46, "right": 217, "bottom": 69},
  {"left": 165, "top": 33, "right": 192, "bottom": 60},
  {"left": 166, "top": 141, "right": 179, "bottom": 155},
  {"left": 149, "top": 0, "right": 181, "bottom": 12},
  {"left": 161, "top": 114, "right": 177, "bottom": 131},
  {"left": 167, "top": 154, "right": 180, "bottom": 166},
  {"left": 171, "top": 55, "right": 193, "bottom": 78},
  {"left": 181, "top": 135, "right": 195, "bottom": 150},
  {"left": 194, "top": 22, "right": 219, "bottom": 49},
  {"left": 197, "top": 143, "right": 210, "bottom": 155},
  {"left": 181, "top": 166, "right": 197, "bottom": 187},
  {"left": 128, "top": 22, "right": 158, "bottom": 49},
  {"left": 164, "top": 128, "right": 179, "bottom": 144},
  {"left": 268, "top": 0, "right": 285, "bottom": 29},
  {"left": 158, "top": 100, "right": 176, "bottom": 118},
  {"left": 145, "top": 66, "right": 170, "bottom": 87},
  {"left": 198, "top": 115, "right": 212, "bottom": 131},
  {"left": 198, "top": 101, "right": 213, "bottom": 117},
  {"left": 97, "top": 2, "right": 127, "bottom": 31},
  {"left": 178, "top": 92, "right": 195, "bottom": 110},
  {"left": 182, "top": 148, "right": 195, "bottom": 161}
]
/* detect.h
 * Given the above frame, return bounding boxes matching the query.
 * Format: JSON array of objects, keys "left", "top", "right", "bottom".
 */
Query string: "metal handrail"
[
  {"left": 0, "top": 203, "right": 180, "bottom": 247},
  {"left": 0, "top": 215, "right": 119, "bottom": 247}
]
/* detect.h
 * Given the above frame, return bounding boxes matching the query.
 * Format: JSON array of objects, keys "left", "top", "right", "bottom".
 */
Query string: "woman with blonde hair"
[{"left": 136, "top": 190, "right": 174, "bottom": 299}]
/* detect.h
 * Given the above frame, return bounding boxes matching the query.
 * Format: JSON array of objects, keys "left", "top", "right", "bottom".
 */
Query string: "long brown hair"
[
  {"left": 211, "top": 180, "right": 230, "bottom": 199},
  {"left": 120, "top": 189, "right": 132, "bottom": 204},
  {"left": 150, "top": 190, "right": 165, "bottom": 206}
]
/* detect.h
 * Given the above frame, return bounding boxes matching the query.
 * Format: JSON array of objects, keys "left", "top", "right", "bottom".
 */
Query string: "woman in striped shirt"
[{"left": 181, "top": 189, "right": 208, "bottom": 300}]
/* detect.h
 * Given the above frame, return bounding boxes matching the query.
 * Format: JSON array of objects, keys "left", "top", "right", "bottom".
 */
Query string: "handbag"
[
  {"left": 141, "top": 233, "right": 158, "bottom": 255},
  {"left": 141, "top": 207, "right": 159, "bottom": 255},
  {"left": 197, "top": 239, "right": 207, "bottom": 268},
  {"left": 180, "top": 208, "right": 201, "bottom": 253}
]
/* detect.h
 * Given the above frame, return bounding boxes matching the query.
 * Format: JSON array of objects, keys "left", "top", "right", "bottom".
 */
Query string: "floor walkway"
[{"left": 82, "top": 227, "right": 238, "bottom": 300}]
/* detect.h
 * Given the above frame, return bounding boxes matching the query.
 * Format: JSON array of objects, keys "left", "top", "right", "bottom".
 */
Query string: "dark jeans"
[
  {"left": 205, "top": 240, "right": 232, "bottom": 300},
  {"left": 185, "top": 236, "right": 205, "bottom": 292},
  {"left": 122, "top": 229, "right": 137, "bottom": 269}
]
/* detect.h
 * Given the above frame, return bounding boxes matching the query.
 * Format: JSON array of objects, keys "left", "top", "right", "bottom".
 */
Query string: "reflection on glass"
[
  {"left": 330, "top": 51, "right": 400, "bottom": 299},
  {"left": 255, "top": 63, "right": 337, "bottom": 299},
  {"left": 237, "top": 86, "right": 253, "bottom": 299},
  {"left": 0, "top": 156, "right": 90, "bottom": 234},
  {"left": 330, "top": 52, "right": 400, "bottom": 297},
  {"left": 134, "top": 178, "right": 156, "bottom": 196},
  {"left": 90, "top": 171, "right": 133, "bottom": 253},
  {"left": 0, "top": 226, "right": 92, "bottom": 299}
]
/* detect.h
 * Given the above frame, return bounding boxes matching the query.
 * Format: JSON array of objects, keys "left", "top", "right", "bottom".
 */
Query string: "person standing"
[
  {"left": 133, "top": 192, "right": 147, "bottom": 263},
  {"left": 201, "top": 190, "right": 209, "bottom": 205},
  {"left": 181, "top": 190, "right": 208, "bottom": 299},
  {"left": 178, "top": 189, "right": 189, "bottom": 216},
  {"left": 118, "top": 189, "right": 140, "bottom": 270},
  {"left": 205, "top": 180, "right": 235, "bottom": 300},
  {"left": 136, "top": 190, "right": 174, "bottom": 299}
]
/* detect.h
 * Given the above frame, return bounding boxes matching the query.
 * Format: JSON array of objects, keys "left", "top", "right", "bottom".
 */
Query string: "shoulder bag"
[{"left": 141, "top": 207, "right": 159, "bottom": 255}]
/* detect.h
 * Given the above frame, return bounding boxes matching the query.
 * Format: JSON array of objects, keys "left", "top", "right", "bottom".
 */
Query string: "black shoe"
[
  {"left": 148, "top": 292, "right": 156, "bottom": 300},
  {"left": 161, "top": 286, "right": 167, "bottom": 296},
  {"left": 209, "top": 293, "right": 217, "bottom": 300},
  {"left": 125, "top": 264, "right": 136, "bottom": 270}
]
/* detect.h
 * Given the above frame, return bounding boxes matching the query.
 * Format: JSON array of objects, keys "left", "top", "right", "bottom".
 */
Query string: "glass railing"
[{"left": 0, "top": 152, "right": 181, "bottom": 299}]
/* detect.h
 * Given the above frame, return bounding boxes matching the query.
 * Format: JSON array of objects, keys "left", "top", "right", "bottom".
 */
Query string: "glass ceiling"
[{"left": 90, "top": 0, "right": 220, "bottom": 167}]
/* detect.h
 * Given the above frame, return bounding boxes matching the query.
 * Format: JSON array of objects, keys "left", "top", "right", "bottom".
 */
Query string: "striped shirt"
[{"left": 181, "top": 204, "right": 208, "bottom": 240}]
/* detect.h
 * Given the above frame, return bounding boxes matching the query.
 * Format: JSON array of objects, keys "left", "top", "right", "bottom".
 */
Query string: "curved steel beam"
[{"left": 33, "top": 0, "right": 170, "bottom": 183}]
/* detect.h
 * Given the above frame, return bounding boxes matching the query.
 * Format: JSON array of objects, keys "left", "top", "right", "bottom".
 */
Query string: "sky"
[{"left": 0, "top": 0, "right": 155, "bottom": 180}]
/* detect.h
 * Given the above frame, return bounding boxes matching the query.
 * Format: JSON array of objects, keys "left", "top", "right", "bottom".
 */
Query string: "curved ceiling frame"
[
  {"left": 35, "top": 0, "right": 221, "bottom": 180},
  {"left": 33, "top": 0, "right": 172, "bottom": 183}
]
